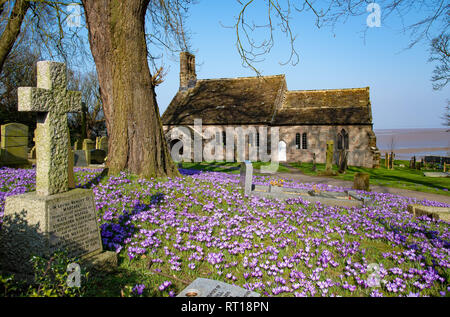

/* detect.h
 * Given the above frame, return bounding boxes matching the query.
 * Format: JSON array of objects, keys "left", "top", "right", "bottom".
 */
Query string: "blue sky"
[{"left": 153, "top": 1, "right": 449, "bottom": 130}]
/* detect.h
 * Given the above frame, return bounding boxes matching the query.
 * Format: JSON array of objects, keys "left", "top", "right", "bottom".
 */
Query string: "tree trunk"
[
  {"left": 82, "top": 0, "right": 179, "bottom": 178},
  {"left": 0, "top": 0, "right": 30, "bottom": 74}
]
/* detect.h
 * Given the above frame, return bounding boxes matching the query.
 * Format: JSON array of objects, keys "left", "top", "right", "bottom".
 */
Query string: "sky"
[{"left": 151, "top": 1, "right": 449, "bottom": 130}]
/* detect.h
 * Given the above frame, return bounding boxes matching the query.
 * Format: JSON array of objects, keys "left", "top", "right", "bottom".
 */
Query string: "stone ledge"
[{"left": 407, "top": 204, "right": 450, "bottom": 222}]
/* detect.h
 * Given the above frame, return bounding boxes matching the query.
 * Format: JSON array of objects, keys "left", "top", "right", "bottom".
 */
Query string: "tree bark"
[
  {"left": 0, "top": 0, "right": 30, "bottom": 74},
  {"left": 82, "top": 0, "right": 179, "bottom": 178}
]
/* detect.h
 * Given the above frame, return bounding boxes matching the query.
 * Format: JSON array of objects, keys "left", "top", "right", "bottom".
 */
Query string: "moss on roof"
[
  {"left": 272, "top": 88, "right": 372, "bottom": 125},
  {"left": 162, "top": 75, "right": 286, "bottom": 125},
  {"left": 162, "top": 77, "right": 373, "bottom": 126}
]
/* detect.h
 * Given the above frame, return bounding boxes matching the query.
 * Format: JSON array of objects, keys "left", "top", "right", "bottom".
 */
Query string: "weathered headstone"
[
  {"left": 177, "top": 278, "right": 260, "bottom": 297},
  {"left": 338, "top": 149, "right": 348, "bottom": 173},
  {"left": 385, "top": 153, "right": 389, "bottom": 169},
  {"left": 311, "top": 153, "right": 317, "bottom": 172},
  {"left": 390, "top": 152, "right": 395, "bottom": 169},
  {"left": 325, "top": 140, "right": 333, "bottom": 173},
  {"left": 0, "top": 61, "right": 116, "bottom": 274},
  {"left": 29, "top": 129, "right": 37, "bottom": 159},
  {"left": 240, "top": 161, "right": 253, "bottom": 196},
  {"left": 0, "top": 123, "right": 29, "bottom": 164},
  {"left": 90, "top": 149, "right": 106, "bottom": 164},
  {"left": 74, "top": 149, "right": 90, "bottom": 167},
  {"left": 98, "top": 136, "right": 108, "bottom": 152},
  {"left": 82, "top": 139, "right": 95, "bottom": 151},
  {"left": 407, "top": 204, "right": 450, "bottom": 222},
  {"left": 353, "top": 172, "right": 370, "bottom": 191}
]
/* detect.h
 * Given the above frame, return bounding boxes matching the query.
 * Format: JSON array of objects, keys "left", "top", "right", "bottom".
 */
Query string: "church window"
[
  {"left": 295, "top": 133, "right": 301, "bottom": 149},
  {"left": 302, "top": 133, "right": 308, "bottom": 149}
]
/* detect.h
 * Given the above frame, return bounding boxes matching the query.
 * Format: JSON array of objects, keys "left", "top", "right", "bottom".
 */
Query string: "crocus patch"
[{"left": 0, "top": 167, "right": 449, "bottom": 297}]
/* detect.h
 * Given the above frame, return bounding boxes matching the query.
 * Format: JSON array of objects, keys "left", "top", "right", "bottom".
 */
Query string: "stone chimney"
[{"left": 179, "top": 52, "right": 196, "bottom": 91}]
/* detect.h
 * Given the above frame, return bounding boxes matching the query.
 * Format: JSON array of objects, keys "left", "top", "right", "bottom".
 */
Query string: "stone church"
[{"left": 162, "top": 52, "right": 380, "bottom": 168}]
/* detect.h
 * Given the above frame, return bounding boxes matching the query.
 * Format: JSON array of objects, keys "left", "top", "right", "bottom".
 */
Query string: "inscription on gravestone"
[
  {"left": 177, "top": 278, "right": 260, "bottom": 297},
  {"left": 48, "top": 195, "right": 102, "bottom": 257}
]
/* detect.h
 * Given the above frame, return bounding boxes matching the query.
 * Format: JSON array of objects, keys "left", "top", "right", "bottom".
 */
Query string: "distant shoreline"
[{"left": 378, "top": 147, "right": 450, "bottom": 155}]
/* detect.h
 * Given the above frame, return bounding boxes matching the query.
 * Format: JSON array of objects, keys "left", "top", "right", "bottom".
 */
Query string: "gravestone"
[
  {"left": 74, "top": 150, "right": 90, "bottom": 167},
  {"left": 177, "top": 278, "right": 260, "bottom": 297},
  {"left": 95, "top": 136, "right": 108, "bottom": 152},
  {"left": 423, "top": 172, "right": 448, "bottom": 178},
  {"left": 98, "top": 136, "right": 108, "bottom": 152},
  {"left": 353, "top": 172, "right": 370, "bottom": 191},
  {"left": 90, "top": 149, "right": 106, "bottom": 164},
  {"left": 0, "top": 61, "right": 116, "bottom": 275},
  {"left": 389, "top": 152, "right": 395, "bottom": 169},
  {"left": 311, "top": 153, "right": 317, "bottom": 172},
  {"left": 325, "top": 140, "right": 333, "bottom": 173},
  {"left": 0, "top": 123, "right": 29, "bottom": 164},
  {"left": 411, "top": 156, "right": 416, "bottom": 169},
  {"left": 338, "top": 149, "right": 348, "bottom": 173},
  {"left": 29, "top": 129, "right": 37, "bottom": 159},
  {"left": 407, "top": 204, "right": 450, "bottom": 222},
  {"left": 83, "top": 139, "right": 95, "bottom": 151},
  {"left": 240, "top": 161, "right": 253, "bottom": 196},
  {"left": 385, "top": 153, "right": 389, "bottom": 169}
]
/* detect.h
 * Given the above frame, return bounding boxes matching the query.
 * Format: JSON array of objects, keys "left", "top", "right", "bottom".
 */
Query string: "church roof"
[
  {"left": 272, "top": 88, "right": 372, "bottom": 125},
  {"left": 162, "top": 75, "right": 286, "bottom": 125},
  {"left": 162, "top": 77, "right": 373, "bottom": 126}
]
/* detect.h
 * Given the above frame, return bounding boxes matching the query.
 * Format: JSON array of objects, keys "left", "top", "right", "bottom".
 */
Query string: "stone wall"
[
  {"left": 163, "top": 124, "right": 380, "bottom": 168},
  {"left": 278, "top": 125, "right": 379, "bottom": 168}
]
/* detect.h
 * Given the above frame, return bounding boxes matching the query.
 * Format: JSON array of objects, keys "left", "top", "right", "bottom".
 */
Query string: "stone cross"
[{"left": 18, "top": 61, "right": 81, "bottom": 196}]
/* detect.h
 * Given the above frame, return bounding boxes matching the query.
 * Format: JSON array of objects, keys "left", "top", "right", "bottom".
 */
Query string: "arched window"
[
  {"left": 295, "top": 133, "right": 301, "bottom": 149},
  {"left": 302, "top": 133, "right": 307, "bottom": 150}
]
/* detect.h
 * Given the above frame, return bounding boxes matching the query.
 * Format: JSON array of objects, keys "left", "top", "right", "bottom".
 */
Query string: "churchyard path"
[{"left": 262, "top": 168, "right": 450, "bottom": 205}]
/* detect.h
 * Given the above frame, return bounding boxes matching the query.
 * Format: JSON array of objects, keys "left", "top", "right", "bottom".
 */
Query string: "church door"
[{"left": 278, "top": 141, "right": 287, "bottom": 162}]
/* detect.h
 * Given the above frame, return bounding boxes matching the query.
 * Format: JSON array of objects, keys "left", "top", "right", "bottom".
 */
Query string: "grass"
[
  {"left": 180, "top": 161, "right": 292, "bottom": 174},
  {"left": 2, "top": 167, "right": 449, "bottom": 298},
  {"left": 288, "top": 159, "right": 450, "bottom": 196},
  {"left": 178, "top": 159, "right": 450, "bottom": 196}
]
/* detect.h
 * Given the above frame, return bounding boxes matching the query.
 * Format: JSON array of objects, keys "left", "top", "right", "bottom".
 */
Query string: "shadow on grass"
[
  {"left": 100, "top": 193, "right": 166, "bottom": 254},
  {"left": 84, "top": 267, "right": 160, "bottom": 297},
  {"left": 293, "top": 162, "right": 450, "bottom": 192},
  {"left": 81, "top": 168, "right": 110, "bottom": 189}
]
